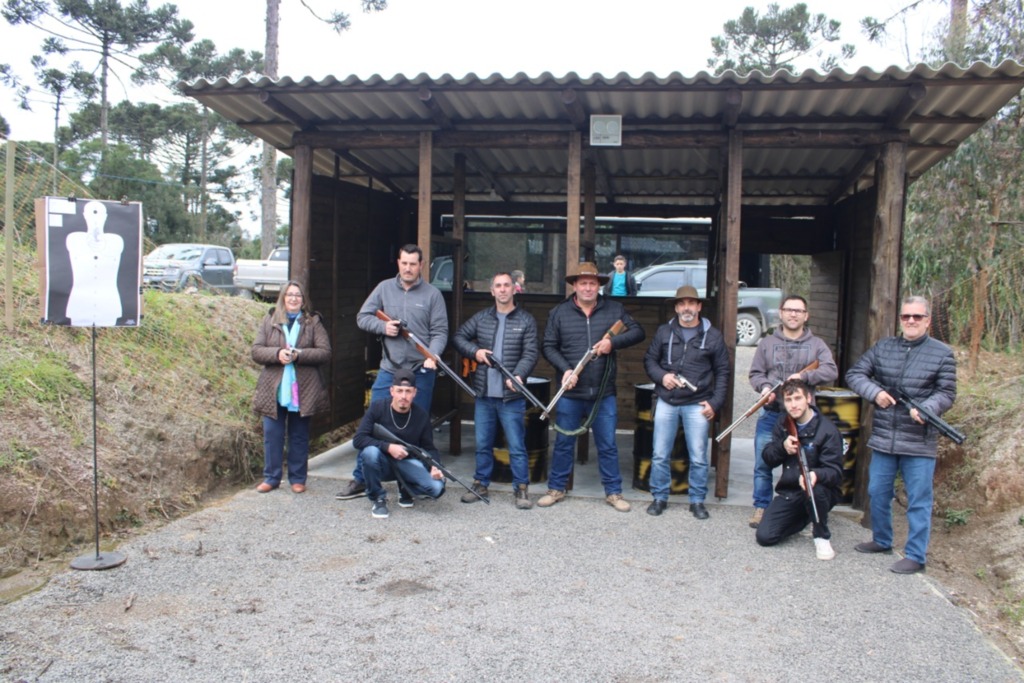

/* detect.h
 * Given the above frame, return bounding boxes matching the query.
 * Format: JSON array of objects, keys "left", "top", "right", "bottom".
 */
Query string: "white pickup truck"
[{"left": 233, "top": 247, "right": 290, "bottom": 300}]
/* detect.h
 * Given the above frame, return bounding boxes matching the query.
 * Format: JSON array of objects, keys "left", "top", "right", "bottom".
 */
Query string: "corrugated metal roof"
[{"left": 180, "top": 63, "right": 1024, "bottom": 208}]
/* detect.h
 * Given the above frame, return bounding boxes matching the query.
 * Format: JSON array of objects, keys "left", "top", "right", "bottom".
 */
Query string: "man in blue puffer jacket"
[{"left": 846, "top": 296, "right": 957, "bottom": 574}]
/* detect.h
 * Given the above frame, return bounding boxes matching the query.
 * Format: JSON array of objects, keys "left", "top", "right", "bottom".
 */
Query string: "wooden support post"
[
  {"left": 714, "top": 130, "right": 742, "bottom": 500},
  {"left": 290, "top": 144, "right": 312, "bottom": 288},
  {"left": 449, "top": 153, "right": 467, "bottom": 455},
  {"left": 583, "top": 161, "right": 596, "bottom": 262},
  {"left": 418, "top": 131, "right": 433, "bottom": 271},
  {"left": 566, "top": 132, "right": 582, "bottom": 292},
  {"left": 855, "top": 141, "right": 907, "bottom": 514}
]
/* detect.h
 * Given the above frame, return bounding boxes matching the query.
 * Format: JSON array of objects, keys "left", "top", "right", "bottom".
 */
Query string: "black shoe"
[
  {"left": 890, "top": 558, "right": 925, "bottom": 574},
  {"left": 335, "top": 479, "right": 366, "bottom": 500},
  {"left": 397, "top": 485, "right": 414, "bottom": 508},
  {"left": 646, "top": 500, "right": 667, "bottom": 516},
  {"left": 689, "top": 502, "right": 710, "bottom": 520},
  {"left": 854, "top": 541, "right": 893, "bottom": 554},
  {"left": 371, "top": 497, "right": 389, "bottom": 519}
]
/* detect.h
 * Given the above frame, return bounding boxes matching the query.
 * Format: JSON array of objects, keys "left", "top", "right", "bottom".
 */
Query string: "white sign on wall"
[{"left": 590, "top": 115, "right": 622, "bottom": 147}]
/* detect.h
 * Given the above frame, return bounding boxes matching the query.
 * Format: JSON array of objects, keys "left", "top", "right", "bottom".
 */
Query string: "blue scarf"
[{"left": 278, "top": 314, "right": 301, "bottom": 412}]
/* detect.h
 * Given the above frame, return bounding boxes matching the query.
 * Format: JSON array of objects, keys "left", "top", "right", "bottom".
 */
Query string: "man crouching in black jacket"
[{"left": 756, "top": 379, "right": 843, "bottom": 560}]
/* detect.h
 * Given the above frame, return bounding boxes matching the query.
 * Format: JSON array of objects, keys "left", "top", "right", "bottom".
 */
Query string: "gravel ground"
[{"left": 1, "top": 483, "right": 1020, "bottom": 683}]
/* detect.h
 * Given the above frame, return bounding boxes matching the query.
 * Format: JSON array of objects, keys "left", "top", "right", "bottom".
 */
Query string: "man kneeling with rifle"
[
  {"left": 352, "top": 369, "right": 445, "bottom": 518},
  {"left": 755, "top": 379, "right": 843, "bottom": 561}
]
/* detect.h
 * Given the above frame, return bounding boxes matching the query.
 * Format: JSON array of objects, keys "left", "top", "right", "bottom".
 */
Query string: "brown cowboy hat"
[
  {"left": 666, "top": 285, "right": 704, "bottom": 303},
  {"left": 564, "top": 261, "right": 610, "bottom": 285}
]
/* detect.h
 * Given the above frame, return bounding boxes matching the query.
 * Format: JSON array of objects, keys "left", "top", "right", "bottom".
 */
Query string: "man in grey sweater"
[{"left": 748, "top": 295, "right": 838, "bottom": 528}]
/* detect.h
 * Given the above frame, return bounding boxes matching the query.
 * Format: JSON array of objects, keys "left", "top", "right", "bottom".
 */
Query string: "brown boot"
[{"left": 514, "top": 484, "right": 533, "bottom": 510}]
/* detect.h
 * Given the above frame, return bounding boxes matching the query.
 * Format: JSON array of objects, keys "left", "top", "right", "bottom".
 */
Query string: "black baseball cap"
[{"left": 392, "top": 369, "right": 416, "bottom": 387}]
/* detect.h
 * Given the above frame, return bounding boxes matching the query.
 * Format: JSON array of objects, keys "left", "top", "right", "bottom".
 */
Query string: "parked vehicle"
[
  {"left": 143, "top": 243, "right": 236, "bottom": 293},
  {"left": 632, "top": 260, "right": 783, "bottom": 346},
  {"left": 233, "top": 247, "right": 290, "bottom": 300},
  {"left": 429, "top": 256, "right": 454, "bottom": 291}
]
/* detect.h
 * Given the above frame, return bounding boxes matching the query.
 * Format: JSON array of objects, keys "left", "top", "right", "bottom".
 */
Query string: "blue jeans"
[
  {"left": 867, "top": 449, "right": 936, "bottom": 564},
  {"left": 262, "top": 405, "right": 311, "bottom": 486},
  {"left": 753, "top": 408, "right": 781, "bottom": 508},
  {"left": 650, "top": 400, "right": 709, "bottom": 503},
  {"left": 473, "top": 396, "right": 528, "bottom": 487},
  {"left": 359, "top": 445, "right": 445, "bottom": 501},
  {"left": 548, "top": 395, "right": 622, "bottom": 495},
  {"left": 352, "top": 367, "right": 437, "bottom": 483}
]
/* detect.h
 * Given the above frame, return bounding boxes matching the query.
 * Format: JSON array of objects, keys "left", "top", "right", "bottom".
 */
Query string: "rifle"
[
  {"left": 484, "top": 352, "right": 548, "bottom": 412},
  {"left": 786, "top": 415, "right": 820, "bottom": 524},
  {"left": 540, "top": 320, "right": 628, "bottom": 421},
  {"left": 891, "top": 387, "right": 966, "bottom": 445},
  {"left": 371, "top": 423, "right": 489, "bottom": 504},
  {"left": 716, "top": 359, "right": 820, "bottom": 443},
  {"left": 375, "top": 310, "right": 476, "bottom": 398}
]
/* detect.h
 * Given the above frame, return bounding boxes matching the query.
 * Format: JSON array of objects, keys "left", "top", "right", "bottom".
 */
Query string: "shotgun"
[
  {"left": 484, "top": 352, "right": 548, "bottom": 412},
  {"left": 375, "top": 310, "right": 476, "bottom": 398},
  {"left": 540, "top": 320, "right": 627, "bottom": 421},
  {"left": 891, "top": 387, "right": 966, "bottom": 445},
  {"left": 716, "top": 359, "right": 820, "bottom": 443},
  {"left": 371, "top": 423, "right": 489, "bottom": 504},
  {"left": 786, "top": 414, "right": 820, "bottom": 524}
]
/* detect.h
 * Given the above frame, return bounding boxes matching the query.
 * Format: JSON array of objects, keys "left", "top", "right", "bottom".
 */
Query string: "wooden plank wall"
[
  {"left": 808, "top": 251, "right": 843, "bottom": 371},
  {"left": 308, "top": 175, "right": 406, "bottom": 434}
]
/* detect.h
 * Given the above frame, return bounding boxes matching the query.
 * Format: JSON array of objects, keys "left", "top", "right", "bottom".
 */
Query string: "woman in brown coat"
[{"left": 252, "top": 280, "right": 331, "bottom": 493}]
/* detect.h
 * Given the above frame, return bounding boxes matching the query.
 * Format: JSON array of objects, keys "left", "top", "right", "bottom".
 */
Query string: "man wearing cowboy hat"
[
  {"left": 643, "top": 285, "right": 730, "bottom": 518},
  {"left": 537, "top": 262, "right": 645, "bottom": 512}
]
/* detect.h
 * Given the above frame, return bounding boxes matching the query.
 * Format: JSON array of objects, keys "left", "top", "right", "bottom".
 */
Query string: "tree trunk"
[
  {"left": 260, "top": 0, "right": 281, "bottom": 259},
  {"left": 948, "top": 0, "right": 969, "bottom": 60},
  {"left": 199, "top": 107, "right": 210, "bottom": 241},
  {"left": 969, "top": 197, "right": 1000, "bottom": 375}
]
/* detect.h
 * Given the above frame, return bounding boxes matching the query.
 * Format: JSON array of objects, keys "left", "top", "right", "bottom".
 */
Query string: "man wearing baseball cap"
[
  {"left": 537, "top": 262, "right": 645, "bottom": 512},
  {"left": 643, "top": 285, "right": 730, "bottom": 518},
  {"left": 347, "top": 368, "right": 445, "bottom": 518}
]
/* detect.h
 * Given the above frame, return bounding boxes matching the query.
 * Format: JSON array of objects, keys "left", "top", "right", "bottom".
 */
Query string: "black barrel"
[
  {"left": 631, "top": 383, "right": 689, "bottom": 493},
  {"left": 491, "top": 377, "right": 550, "bottom": 484}
]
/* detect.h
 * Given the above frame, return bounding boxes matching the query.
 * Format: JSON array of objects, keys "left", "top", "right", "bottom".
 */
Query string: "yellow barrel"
[
  {"left": 631, "top": 383, "right": 690, "bottom": 494},
  {"left": 491, "top": 377, "right": 550, "bottom": 484},
  {"left": 363, "top": 370, "right": 379, "bottom": 410},
  {"left": 815, "top": 387, "right": 861, "bottom": 505}
]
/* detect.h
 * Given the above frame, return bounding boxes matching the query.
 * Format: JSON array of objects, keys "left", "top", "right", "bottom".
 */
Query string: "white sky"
[{"left": 0, "top": 0, "right": 949, "bottom": 233}]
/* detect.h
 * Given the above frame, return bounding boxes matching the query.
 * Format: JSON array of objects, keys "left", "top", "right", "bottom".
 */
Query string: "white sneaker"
[{"left": 814, "top": 537, "right": 836, "bottom": 561}]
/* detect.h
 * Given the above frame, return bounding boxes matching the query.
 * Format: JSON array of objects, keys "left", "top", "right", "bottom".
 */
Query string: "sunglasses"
[{"left": 900, "top": 313, "right": 928, "bottom": 322}]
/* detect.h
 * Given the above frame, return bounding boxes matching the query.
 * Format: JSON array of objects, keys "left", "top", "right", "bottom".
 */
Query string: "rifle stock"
[
  {"left": 371, "top": 423, "right": 489, "bottom": 504},
  {"left": 715, "top": 359, "right": 820, "bottom": 443},
  {"left": 375, "top": 310, "right": 477, "bottom": 398},
  {"left": 540, "top": 320, "right": 627, "bottom": 421},
  {"left": 787, "top": 415, "right": 820, "bottom": 524}
]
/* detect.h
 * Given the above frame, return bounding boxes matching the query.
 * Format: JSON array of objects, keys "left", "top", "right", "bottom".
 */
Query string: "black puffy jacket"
[
  {"left": 643, "top": 317, "right": 730, "bottom": 412},
  {"left": 542, "top": 296, "right": 645, "bottom": 401},
  {"left": 845, "top": 334, "right": 957, "bottom": 458},
  {"left": 762, "top": 406, "right": 843, "bottom": 496},
  {"left": 453, "top": 304, "right": 539, "bottom": 400}
]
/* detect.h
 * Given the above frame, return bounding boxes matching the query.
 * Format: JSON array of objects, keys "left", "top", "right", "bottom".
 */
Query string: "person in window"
[
  {"left": 605, "top": 255, "right": 637, "bottom": 297},
  {"left": 251, "top": 280, "right": 332, "bottom": 494}
]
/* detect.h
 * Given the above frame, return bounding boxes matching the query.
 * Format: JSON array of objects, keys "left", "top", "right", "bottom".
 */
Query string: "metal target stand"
[{"left": 70, "top": 324, "right": 126, "bottom": 571}]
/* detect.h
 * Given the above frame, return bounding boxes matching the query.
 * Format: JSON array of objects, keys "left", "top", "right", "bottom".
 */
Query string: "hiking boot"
[
  {"left": 606, "top": 493, "right": 631, "bottom": 512},
  {"left": 514, "top": 484, "right": 533, "bottom": 510},
  {"left": 647, "top": 500, "right": 667, "bottom": 516},
  {"left": 371, "top": 497, "right": 389, "bottom": 519},
  {"left": 748, "top": 507, "right": 764, "bottom": 528},
  {"left": 890, "top": 558, "right": 925, "bottom": 574},
  {"left": 689, "top": 502, "right": 710, "bottom": 520},
  {"left": 335, "top": 479, "right": 366, "bottom": 500},
  {"left": 854, "top": 541, "right": 893, "bottom": 554},
  {"left": 537, "top": 489, "right": 566, "bottom": 508},
  {"left": 814, "top": 537, "right": 836, "bottom": 561},
  {"left": 461, "top": 481, "right": 489, "bottom": 504},
  {"left": 398, "top": 487, "right": 414, "bottom": 508}
]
